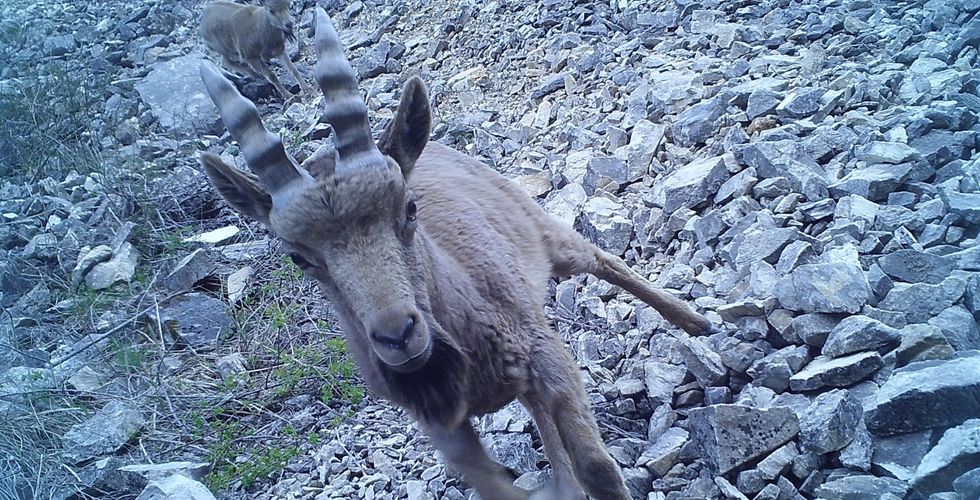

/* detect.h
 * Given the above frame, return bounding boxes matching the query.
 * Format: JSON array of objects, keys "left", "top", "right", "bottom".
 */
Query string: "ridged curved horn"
[
  {"left": 313, "top": 7, "right": 386, "bottom": 174},
  {"left": 199, "top": 61, "right": 311, "bottom": 195}
]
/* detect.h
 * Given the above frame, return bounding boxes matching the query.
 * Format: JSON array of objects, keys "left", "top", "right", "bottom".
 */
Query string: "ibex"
[
  {"left": 199, "top": 0, "right": 311, "bottom": 99},
  {"left": 197, "top": 7, "right": 715, "bottom": 499}
]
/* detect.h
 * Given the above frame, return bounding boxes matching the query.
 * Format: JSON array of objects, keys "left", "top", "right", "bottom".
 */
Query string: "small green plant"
[
  {"left": 107, "top": 338, "right": 150, "bottom": 371},
  {"left": 161, "top": 225, "right": 195, "bottom": 255}
]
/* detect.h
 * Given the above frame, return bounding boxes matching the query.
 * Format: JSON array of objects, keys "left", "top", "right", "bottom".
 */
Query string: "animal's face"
[
  {"left": 264, "top": 0, "right": 295, "bottom": 41},
  {"left": 198, "top": 7, "right": 434, "bottom": 374},
  {"left": 271, "top": 163, "right": 433, "bottom": 373}
]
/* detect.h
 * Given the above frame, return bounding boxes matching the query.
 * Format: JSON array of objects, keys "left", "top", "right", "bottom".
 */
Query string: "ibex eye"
[
  {"left": 288, "top": 252, "right": 310, "bottom": 269},
  {"left": 406, "top": 201, "right": 417, "bottom": 222}
]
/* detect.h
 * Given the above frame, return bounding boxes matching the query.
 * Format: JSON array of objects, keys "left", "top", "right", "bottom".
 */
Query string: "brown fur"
[
  {"left": 197, "top": 8, "right": 716, "bottom": 499},
  {"left": 199, "top": 0, "right": 310, "bottom": 99}
]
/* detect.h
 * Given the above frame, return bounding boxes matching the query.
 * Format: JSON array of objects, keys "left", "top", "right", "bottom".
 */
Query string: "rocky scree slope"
[{"left": 1, "top": 0, "right": 979, "bottom": 499}]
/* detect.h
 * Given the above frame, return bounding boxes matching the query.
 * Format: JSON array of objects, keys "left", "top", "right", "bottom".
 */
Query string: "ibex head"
[
  {"left": 262, "top": 0, "right": 296, "bottom": 43},
  {"left": 199, "top": 7, "right": 435, "bottom": 373}
]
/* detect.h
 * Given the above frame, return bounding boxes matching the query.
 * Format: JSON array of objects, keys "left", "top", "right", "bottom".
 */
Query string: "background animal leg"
[
  {"left": 220, "top": 56, "right": 262, "bottom": 81},
  {"left": 423, "top": 421, "right": 528, "bottom": 500},
  {"left": 518, "top": 396, "right": 585, "bottom": 500},
  {"left": 281, "top": 54, "right": 312, "bottom": 93},
  {"left": 249, "top": 59, "right": 292, "bottom": 99}
]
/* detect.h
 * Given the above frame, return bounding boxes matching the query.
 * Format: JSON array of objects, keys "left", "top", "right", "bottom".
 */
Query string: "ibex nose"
[{"left": 370, "top": 314, "right": 416, "bottom": 350}]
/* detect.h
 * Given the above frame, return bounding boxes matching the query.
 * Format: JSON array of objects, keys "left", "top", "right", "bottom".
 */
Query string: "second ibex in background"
[
  {"left": 199, "top": 0, "right": 311, "bottom": 100},
  {"left": 198, "top": 6, "right": 718, "bottom": 500}
]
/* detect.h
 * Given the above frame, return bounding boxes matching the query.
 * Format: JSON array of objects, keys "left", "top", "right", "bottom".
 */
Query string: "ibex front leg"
[
  {"left": 422, "top": 421, "right": 527, "bottom": 500},
  {"left": 280, "top": 54, "right": 312, "bottom": 94}
]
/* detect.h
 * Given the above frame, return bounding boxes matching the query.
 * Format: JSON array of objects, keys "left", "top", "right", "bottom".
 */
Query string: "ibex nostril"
[
  {"left": 400, "top": 316, "right": 415, "bottom": 342},
  {"left": 371, "top": 315, "right": 416, "bottom": 349}
]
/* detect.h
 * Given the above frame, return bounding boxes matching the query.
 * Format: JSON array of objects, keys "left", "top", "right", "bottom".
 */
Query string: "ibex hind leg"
[
  {"left": 518, "top": 395, "right": 585, "bottom": 500},
  {"left": 545, "top": 227, "right": 715, "bottom": 336},
  {"left": 422, "top": 421, "right": 528, "bottom": 500},
  {"left": 528, "top": 346, "right": 630, "bottom": 500}
]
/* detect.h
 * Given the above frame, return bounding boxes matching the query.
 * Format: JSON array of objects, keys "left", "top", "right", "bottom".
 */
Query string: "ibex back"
[
  {"left": 197, "top": 7, "right": 715, "bottom": 499},
  {"left": 199, "top": 0, "right": 310, "bottom": 99}
]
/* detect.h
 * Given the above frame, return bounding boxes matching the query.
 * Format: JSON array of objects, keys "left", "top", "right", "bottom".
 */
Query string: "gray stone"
[
  {"left": 746, "top": 89, "right": 781, "bottom": 119},
  {"left": 63, "top": 401, "right": 145, "bottom": 464},
  {"left": 835, "top": 194, "right": 880, "bottom": 226},
  {"left": 672, "top": 94, "right": 728, "bottom": 147},
  {"left": 165, "top": 249, "right": 215, "bottom": 292},
  {"left": 622, "top": 467, "right": 653, "bottom": 499},
  {"left": 636, "top": 427, "right": 689, "bottom": 477},
  {"left": 878, "top": 249, "right": 955, "bottom": 285},
  {"left": 737, "top": 141, "right": 829, "bottom": 200},
  {"left": 798, "top": 389, "right": 862, "bottom": 454},
  {"left": 828, "top": 163, "right": 913, "bottom": 202},
  {"left": 856, "top": 142, "right": 920, "bottom": 164},
  {"left": 785, "top": 313, "right": 841, "bottom": 347},
  {"left": 648, "top": 404, "right": 677, "bottom": 441},
  {"left": 653, "top": 155, "right": 731, "bottom": 213},
  {"left": 677, "top": 336, "right": 727, "bottom": 386},
  {"left": 878, "top": 276, "right": 966, "bottom": 324},
  {"left": 775, "top": 88, "right": 824, "bottom": 118},
  {"left": 928, "top": 306, "right": 980, "bottom": 351},
  {"left": 85, "top": 242, "right": 140, "bottom": 290},
  {"left": 941, "top": 190, "right": 980, "bottom": 225},
  {"left": 714, "top": 476, "right": 749, "bottom": 500},
  {"left": 839, "top": 420, "right": 873, "bottom": 471},
  {"left": 753, "top": 483, "right": 780, "bottom": 500},
  {"left": 216, "top": 353, "right": 247, "bottom": 381},
  {"left": 814, "top": 475, "right": 908, "bottom": 500},
  {"left": 714, "top": 167, "right": 758, "bottom": 204},
  {"left": 866, "top": 354, "right": 980, "bottom": 436},
  {"left": 747, "top": 346, "right": 809, "bottom": 393},
  {"left": 756, "top": 442, "right": 798, "bottom": 480},
  {"left": 155, "top": 293, "right": 233, "bottom": 350},
  {"left": 118, "top": 462, "right": 210, "bottom": 482},
  {"left": 872, "top": 429, "right": 934, "bottom": 481},
  {"left": 136, "top": 474, "right": 216, "bottom": 500},
  {"left": 529, "top": 72, "right": 567, "bottom": 99},
  {"left": 789, "top": 352, "right": 884, "bottom": 392},
  {"left": 72, "top": 245, "right": 114, "bottom": 287},
  {"left": 687, "top": 404, "right": 799, "bottom": 474},
  {"left": 896, "top": 324, "right": 955, "bottom": 367},
  {"left": 544, "top": 183, "right": 587, "bottom": 227},
  {"left": 615, "top": 120, "right": 667, "bottom": 176},
  {"left": 734, "top": 227, "right": 801, "bottom": 271},
  {"left": 486, "top": 433, "right": 541, "bottom": 475},
  {"left": 953, "top": 467, "right": 980, "bottom": 498},
  {"left": 135, "top": 52, "right": 219, "bottom": 135},
  {"left": 354, "top": 40, "right": 391, "bottom": 79},
  {"left": 576, "top": 197, "right": 633, "bottom": 256},
  {"left": 583, "top": 156, "right": 629, "bottom": 195},
  {"left": 753, "top": 177, "right": 793, "bottom": 199},
  {"left": 913, "top": 419, "right": 980, "bottom": 494},
  {"left": 644, "top": 361, "right": 687, "bottom": 405},
  {"left": 737, "top": 469, "right": 767, "bottom": 496},
  {"left": 774, "top": 263, "right": 871, "bottom": 314},
  {"left": 822, "top": 315, "right": 901, "bottom": 358}
]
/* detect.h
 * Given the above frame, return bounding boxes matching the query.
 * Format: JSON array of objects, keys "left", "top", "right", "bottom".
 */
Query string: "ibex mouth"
[{"left": 382, "top": 341, "right": 433, "bottom": 374}]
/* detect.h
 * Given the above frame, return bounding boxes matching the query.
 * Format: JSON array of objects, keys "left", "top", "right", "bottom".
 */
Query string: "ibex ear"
[
  {"left": 200, "top": 152, "right": 273, "bottom": 225},
  {"left": 378, "top": 77, "right": 431, "bottom": 178}
]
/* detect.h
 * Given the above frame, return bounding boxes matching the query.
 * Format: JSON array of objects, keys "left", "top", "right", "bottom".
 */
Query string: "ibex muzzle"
[{"left": 197, "top": 7, "right": 717, "bottom": 499}]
